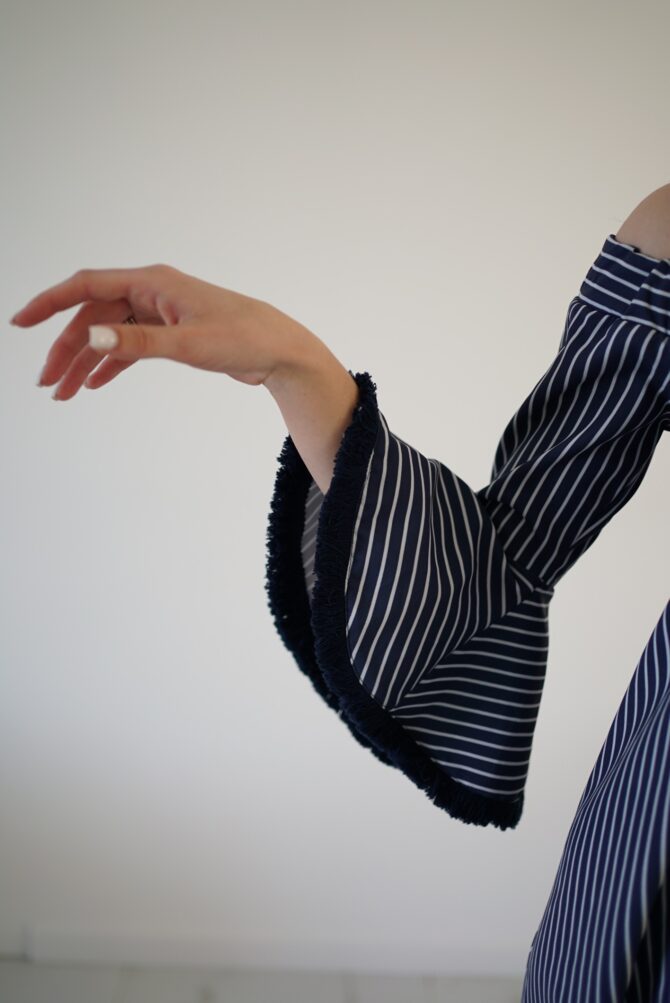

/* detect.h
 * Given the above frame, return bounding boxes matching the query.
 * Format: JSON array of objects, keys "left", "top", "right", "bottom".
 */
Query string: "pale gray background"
[{"left": 1, "top": 0, "right": 668, "bottom": 989}]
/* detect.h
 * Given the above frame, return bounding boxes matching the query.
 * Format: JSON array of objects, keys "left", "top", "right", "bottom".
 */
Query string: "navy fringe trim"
[{"left": 265, "top": 370, "right": 522, "bottom": 831}]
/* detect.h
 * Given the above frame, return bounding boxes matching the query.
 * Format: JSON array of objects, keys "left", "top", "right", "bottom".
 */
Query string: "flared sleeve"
[{"left": 264, "top": 233, "right": 670, "bottom": 831}]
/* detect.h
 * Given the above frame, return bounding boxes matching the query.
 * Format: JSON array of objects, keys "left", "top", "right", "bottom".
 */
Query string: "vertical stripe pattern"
[
  {"left": 522, "top": 600, "right": 669, "bottom": 1002},
  {"left": 516, "top": 235, "right": 670, "bottom": 1002},
  {"left": 266, "top": 232, "right": 669, "bottom": 993},
  {"left": 296, "top": 234, "right": 668, "bottom": 816}
]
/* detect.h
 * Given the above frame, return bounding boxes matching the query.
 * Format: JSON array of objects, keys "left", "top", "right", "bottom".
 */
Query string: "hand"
[{"left": 11, "top": 263, "right": 304, "bottom": 400}]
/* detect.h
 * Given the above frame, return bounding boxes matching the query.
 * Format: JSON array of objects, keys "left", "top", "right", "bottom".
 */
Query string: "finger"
[
  {"left": 88, "top": 321, "right": 186, "bottom": 362},
  {"left": 84, "top": 357, "right": 135, "bottom": 390},
  {"left": 12, "top": 265, "right": 164, "bottom": 327},
  {"left": 37, "top": 299, "right": 131, "bottom": 388},
  {"left": 52, "top": 345, "right": 136, "bottom": 401}
]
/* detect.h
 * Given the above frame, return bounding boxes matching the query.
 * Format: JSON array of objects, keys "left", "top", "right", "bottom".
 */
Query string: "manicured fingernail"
[{"left": 89, "top": 326, "right": 118, "bottom": 351}]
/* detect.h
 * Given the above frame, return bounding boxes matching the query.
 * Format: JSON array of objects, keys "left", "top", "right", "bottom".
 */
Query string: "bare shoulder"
[{"left": 616, "top": 182, "right": 670, "bottom": 260}]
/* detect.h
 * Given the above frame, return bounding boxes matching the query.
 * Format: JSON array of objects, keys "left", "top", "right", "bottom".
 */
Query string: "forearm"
[{"left": 262, "top": 308, "right": 361, "bottom": 496}]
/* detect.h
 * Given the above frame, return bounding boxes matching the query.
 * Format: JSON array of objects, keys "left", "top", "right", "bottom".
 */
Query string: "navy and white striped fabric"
[
  {"left": 521, "top": 599, "right": 669, "bottom": 1002},
  {"left": 520, "top": 238, "right": 670, "bottom": 1002},
  {"left": 265, "top": 233, "right": 669, "bottom": 998}
]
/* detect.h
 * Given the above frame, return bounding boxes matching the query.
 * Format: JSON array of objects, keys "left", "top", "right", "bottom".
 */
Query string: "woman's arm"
[
  {"left": 13, "top": 266, "right": 361, "bottom": 487},
  {"left": 261, "top": 308, "right": 361, "bottom": 496}
]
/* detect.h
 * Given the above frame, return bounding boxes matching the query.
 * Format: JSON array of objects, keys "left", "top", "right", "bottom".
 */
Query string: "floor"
[{"left": 0, "top": 961, "right": 525, "bottom": 1003}]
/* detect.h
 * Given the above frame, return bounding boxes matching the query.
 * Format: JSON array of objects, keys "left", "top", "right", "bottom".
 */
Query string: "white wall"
[{"left": 1, "top": 0, "right": 668, "bottom": 978}]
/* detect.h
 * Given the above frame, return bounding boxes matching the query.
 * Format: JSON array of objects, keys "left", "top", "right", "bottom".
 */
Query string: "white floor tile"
[
  {"left": 214, "top": 969, "right": 346, "bottom": 1003},
  {"left": 429, "top": 976, "right": 523, "bottom": 1003},
  {"left": 114, "top": 967, "right": 346, "bottom": 1003},
  {"left": 0, "top": 961, "right": 524, "bottom": 1003},
  {"left": 347, "top": 973, "right": 430, "bottom": 1003},
  {"left": 0, "top": 960, "right": 122, "bottom": 1003},
  {"left": 113, "top": 966, "right": 221, "bottom": 1003}
]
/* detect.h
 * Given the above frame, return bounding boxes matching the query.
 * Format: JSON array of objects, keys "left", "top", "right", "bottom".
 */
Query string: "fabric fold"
[
  {"left": 265, "top": 232, "right": 669, "bottom": 833},
  {"left": 266, "top": 370, "right": 552, "bottom": 831}
]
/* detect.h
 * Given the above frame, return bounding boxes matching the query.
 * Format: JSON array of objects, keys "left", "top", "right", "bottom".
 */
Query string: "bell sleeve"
[{"left": 264, "top": 233, "right": 670, "bottom": 832}]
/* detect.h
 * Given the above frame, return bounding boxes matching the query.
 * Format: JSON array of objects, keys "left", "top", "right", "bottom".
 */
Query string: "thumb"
[{"left": 88, "top": 323, "right": 182, "bottom": 361}]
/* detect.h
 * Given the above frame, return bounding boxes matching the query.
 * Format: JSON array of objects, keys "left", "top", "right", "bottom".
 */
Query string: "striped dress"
[{"left": 265, "top": 233, "right": 670, "bottom": 1001}]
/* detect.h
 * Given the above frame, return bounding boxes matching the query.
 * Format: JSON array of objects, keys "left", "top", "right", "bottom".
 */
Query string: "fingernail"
[{"left": 89, "top": 325, "right": 118, "bottom": 351}]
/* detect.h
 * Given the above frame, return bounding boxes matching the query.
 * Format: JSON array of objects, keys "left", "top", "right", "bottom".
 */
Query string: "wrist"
[
  {"left": 260, "top": 306, "right": 360, "bottom": 495},
  {"left": 261, "top": 305, "right": 330, "bottom": 396}
]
